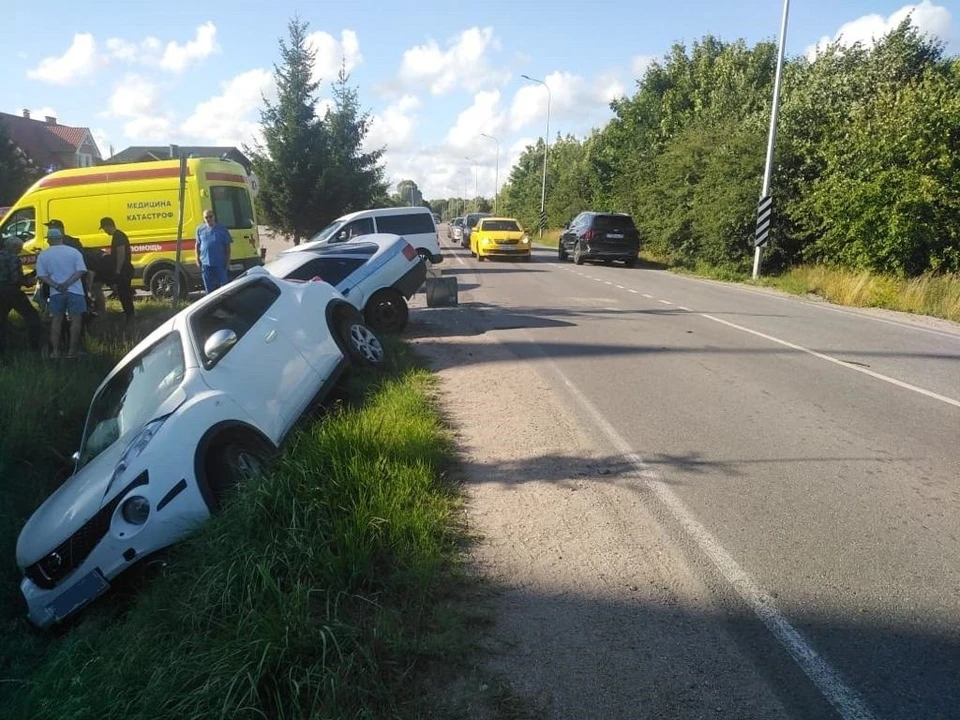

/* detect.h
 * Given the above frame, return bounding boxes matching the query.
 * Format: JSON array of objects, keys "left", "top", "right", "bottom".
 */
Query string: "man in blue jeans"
[{"left": 196, "top": 209, "right": 232, "bottom": 293}]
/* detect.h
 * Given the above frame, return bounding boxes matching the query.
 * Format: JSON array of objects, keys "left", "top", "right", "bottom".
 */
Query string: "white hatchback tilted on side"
[{"left": 16, "top": 267, "right": 385, "bottom": 628}]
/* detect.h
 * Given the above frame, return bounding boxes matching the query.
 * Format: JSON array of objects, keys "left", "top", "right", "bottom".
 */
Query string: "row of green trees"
[{"left": 496, "top": 20, "right": 960, "bottom": 276}]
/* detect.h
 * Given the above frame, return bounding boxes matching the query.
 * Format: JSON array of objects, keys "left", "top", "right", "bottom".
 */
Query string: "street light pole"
[
  {"left": 754, "top": 0, "right": 790, "bottom": 280},
  {"left": 522, "top": 74, "right": 551, "bottom": 240},
  {"left": 480, "top": 132, "right": 500, "bottom": 215},
  {"left": 465, "top": 156, "right": 479, "bottom": 212}
]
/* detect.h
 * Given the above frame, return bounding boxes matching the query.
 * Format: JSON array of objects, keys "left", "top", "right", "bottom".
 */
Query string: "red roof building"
[{"left": 0, "top": 109, "right": 102, "bottom": 172}]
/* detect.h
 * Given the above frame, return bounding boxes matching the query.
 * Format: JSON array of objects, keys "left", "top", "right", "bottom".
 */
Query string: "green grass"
[
  {"left": 760, "top": 265, "right": 960, "bottom": 323},
  {"left": 0, "top": 306, "right": 472, "bottom": 719}
]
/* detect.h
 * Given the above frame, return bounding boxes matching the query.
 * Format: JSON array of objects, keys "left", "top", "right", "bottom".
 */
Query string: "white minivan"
[{"left": 301, "top": 207, "right": 443, "bottom": 264}]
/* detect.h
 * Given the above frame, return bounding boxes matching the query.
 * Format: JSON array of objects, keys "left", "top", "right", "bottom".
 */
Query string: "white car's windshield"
[
  {"left": 78, "top": 332, "right": 186, "bottom": 468},
  {"left": 308, "top": 220, "right": 343, "bottom": 244}
]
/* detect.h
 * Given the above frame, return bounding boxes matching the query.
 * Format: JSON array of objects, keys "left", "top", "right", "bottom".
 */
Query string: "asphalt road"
[{"left": 430, "top": 233, "right": 960, "bottom": 720}]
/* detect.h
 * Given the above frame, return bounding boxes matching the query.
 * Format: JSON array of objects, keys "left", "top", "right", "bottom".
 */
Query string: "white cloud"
[
  {"left": 632, "top": 55, "right": 658, "bottom": 78},
  {"left": 26, "top": 33, "right": 99, "bottom": 84},
  {"left": 29, "top": 106, "right": 58, "bottom": 120},
  {"left": 107, "top": 74, "right": 175, "bottom": 141},
  {"left": 508, "top": 71, "right": 623, "bottom": 133},
  {"left": 399, "top": 26, "right": 510, "bottom": 95},
  {"left": 805, "top": 1, "right": 954, "bottom": 60},
  {"left": 105, "top": 35, "right": 162, "bottom": 63},
  {"left": 181, "top": 68, "right": 274, "bottom": 146},
  {"left": 160, "top": 21, "right": 220, "bottom": 72},
  {"left": 446, "top": 89, "right": 506, "bottom": 150},
  {"left": 307, "top": 29, "right": 363, "bottom": 85},
  {"left": 365, "top": 95, "right": 420, "bottom": 153}
]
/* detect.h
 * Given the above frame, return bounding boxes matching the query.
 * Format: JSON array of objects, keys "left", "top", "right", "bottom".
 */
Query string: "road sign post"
[{"left": 756, "top": 195, "right": 773, "bottom": 248}]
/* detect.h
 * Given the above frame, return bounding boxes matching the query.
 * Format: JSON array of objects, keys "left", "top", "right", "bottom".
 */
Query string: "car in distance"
[
  {"left": 304, "top": 206, "right": 443, "bottom": 265},
  {"left": 266, "top": 233, "right": 426, "bottom": 334},
  {"left": 558, "top": 212, "right": 641, "bottom": 267},
  {"left": 447, "top": 216, "right": 463, "bottom": 239},
  {"left": 470, "top": 217, "right": 531, "bottom": 262},
  {"left": 16, "top": 267, "right": 385, "bottom": 628},
  {"left": 460, "top": 212, "right": 492, "bottom": 248}
]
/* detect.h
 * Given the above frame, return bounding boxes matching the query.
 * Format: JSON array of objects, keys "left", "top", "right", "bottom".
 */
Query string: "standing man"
[
  {"left": 35, "top": 228, "right": 87, "bottom": 359},
  {"left": 44, "top": 219, "right": 104, "bottom": 314},
  {"left": 98, "top": 217, "right": 135, "bottom": 323},
  {"left": 196, "top": 209, "right": 232, "bottom": 293},
  {"left": 0, "top": 237, "right": 43, "bottom": 356}
]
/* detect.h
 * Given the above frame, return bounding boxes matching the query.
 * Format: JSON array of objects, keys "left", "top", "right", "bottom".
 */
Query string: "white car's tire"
[
  {"left": 364, "top": 289, "right": 409, "bottom": 334},
  {"left": 203, "top": 429, "right": 276, "bottom": 511},
  {"left": 338, "top": 318, "right": 386, "bottom": 368}
]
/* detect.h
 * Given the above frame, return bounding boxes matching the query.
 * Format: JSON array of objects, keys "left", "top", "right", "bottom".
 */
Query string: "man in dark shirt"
[
  {"left": 0, "top": 237, "right": 43, "bottom": 355},
  {"left": 99, "top": 217, "right": 135, "bottom": 322}
]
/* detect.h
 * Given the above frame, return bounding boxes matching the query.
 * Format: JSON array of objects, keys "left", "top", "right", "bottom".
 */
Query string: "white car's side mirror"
[{"left": 204, "top": 328, "right": 238, "bottom": 362}]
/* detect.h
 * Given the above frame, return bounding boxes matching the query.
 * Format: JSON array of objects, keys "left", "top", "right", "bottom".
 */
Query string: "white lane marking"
[
  {"left": 700, "top": 313, "right": 960, "bottom": 409},
  {"left": 664, "top": 271, "right": 960, "bottom": 342},
  {"left": 615, "top": 285, "right": 625, "bottom": 290},
  {"left": 542, "top": 358, "right": 878, "bottom": 720},
  {"left": 678, "top": 306, "right": 691, "bottom": 311},
  {"left": 605, "top": 281, "right": 614, "bottom": 286},
  {"left": 628, "top": 289, "right": 639, "bottom": 294},
  {"left": 659, "top": 299, "right": 673, "bottom": 305},
  {"left": 642, "top": 293, "right": 654, "bottom": 299}
]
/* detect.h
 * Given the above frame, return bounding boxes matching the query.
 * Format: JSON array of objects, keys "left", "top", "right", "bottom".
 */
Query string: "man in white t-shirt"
[{"left": 36, "top": 228, "right": 87, "bottom": 359}]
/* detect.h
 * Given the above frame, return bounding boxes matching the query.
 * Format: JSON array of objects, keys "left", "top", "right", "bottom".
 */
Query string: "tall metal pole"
[
  {"left": 754, "top": 0, "right": 790, "bottom": 280},
  {"left": 173, "top": 154, "right": 187, "bottom": 308},
  {"left": 522, "top": 74, "right": 551, "bottom": 240},
  {"left": 481, "top": 133, "right": 500, "bottom": 215}
]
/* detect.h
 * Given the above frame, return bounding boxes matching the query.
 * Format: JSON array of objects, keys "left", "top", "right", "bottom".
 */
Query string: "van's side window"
[
  {"left": 211, "top": 186, "right": 255, "bottom": 229},
  {"left": 0, "top": 207, "right": 36, "bottom": 244},
  {"left": 375, "top": 213, "right": 435, "bottom": 236},
  {"left": 341, "top": 218, "right": 374, "bottom": 239}
]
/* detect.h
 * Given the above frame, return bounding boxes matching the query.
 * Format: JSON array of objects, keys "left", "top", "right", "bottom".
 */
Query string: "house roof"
[
  {"left": 0, "top": 112, "right": 99, "bottom": 170},
  {"left": 108, "top": 145, "right": 251, "bottom": 169}
]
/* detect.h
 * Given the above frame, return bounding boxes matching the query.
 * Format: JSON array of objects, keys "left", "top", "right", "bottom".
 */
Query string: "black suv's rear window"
[{"left": 592, "top": 215, "right": 637, "bottom": 232}]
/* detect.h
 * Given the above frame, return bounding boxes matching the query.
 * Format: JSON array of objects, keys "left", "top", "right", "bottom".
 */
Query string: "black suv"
[
  {"left": 558, "top": 212, "right": 640, "bottom": 267},
  {"left": 460, "top": 212, "right": 492, "bottom": 248}
]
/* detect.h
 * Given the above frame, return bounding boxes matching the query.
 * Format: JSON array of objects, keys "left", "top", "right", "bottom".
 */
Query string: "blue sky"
[{"left": 6, "top": 1, "right": 956, "bottom": 199}]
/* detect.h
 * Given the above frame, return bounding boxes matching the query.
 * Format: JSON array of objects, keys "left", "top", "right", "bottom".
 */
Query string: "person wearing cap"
[
  {"left": 0, "top": 236, "right": 43, "bottom": 355},
  {"left": 42, "top": 219, "right": 104, "bottom": 314},
  {"left": 196, "top": 209, "right": 232, "bottom": 293},
  {"left": 98, "top": 217, "right": 135, "bottom": 322},
  {"left": 35, "top": 227, "right": 87, "bottom": 359}
]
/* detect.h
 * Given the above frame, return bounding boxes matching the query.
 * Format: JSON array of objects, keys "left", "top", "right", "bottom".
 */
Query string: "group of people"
[
  {"left": 0, "top": 218, "right": 136, "bottom": 359},
  {"left": 0, "top": 209, "right": 234, "bottom": 360}
]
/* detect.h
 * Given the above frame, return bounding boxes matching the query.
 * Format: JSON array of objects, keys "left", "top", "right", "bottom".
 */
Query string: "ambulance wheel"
[{"left": 147, "top": 266, "right": 189, "bottom": 300}]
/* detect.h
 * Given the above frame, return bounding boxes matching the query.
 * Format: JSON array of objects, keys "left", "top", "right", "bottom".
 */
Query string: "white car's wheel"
[
  {"left": 338, "top": 317, "right": 386, "bottom": 368},
  {"left": 205, "top": 431, "right": 276, "bottom": 511},
  {"left": 364, "top": 289, "right": 409, "bottom": 334}
]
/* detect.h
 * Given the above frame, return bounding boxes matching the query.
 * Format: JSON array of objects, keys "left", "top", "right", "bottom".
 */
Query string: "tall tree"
[
  {"left": 316, "top": 62, "right": 388, "bottom": 225},
  {"left": 248, "top": 17, "right": 326, "bottom": 245},
  {"left": 0, "top": 125, "right": 41, "bottom": 206}
]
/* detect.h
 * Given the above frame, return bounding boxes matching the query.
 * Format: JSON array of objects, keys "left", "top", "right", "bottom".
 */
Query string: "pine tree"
[
  {"left": 315, "top": 61, "right": 388, "bottom": 223},
  {"left": 248, "top": 17, "right": 326, "bottom": 244},
  {"left": 0, "top": 125, "right": 41, "bottom": 206}
]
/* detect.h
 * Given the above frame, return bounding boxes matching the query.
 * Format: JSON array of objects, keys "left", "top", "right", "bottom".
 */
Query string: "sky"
[{"left": 5, "top": 1, "right": 957, "bottom": 201}]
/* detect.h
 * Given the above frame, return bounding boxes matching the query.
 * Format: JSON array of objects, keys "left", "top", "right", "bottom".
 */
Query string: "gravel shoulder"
[{"left": 404, "top": 249, "right": 793, "bottom": 719}]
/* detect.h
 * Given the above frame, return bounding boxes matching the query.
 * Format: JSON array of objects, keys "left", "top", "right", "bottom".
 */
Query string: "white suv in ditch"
[{"left": 16, "top": 267, "right": 385, "bottom": 628}]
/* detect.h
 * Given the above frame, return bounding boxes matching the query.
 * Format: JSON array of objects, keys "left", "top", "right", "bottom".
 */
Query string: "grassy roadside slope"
[{"left": 1, "top": 308, "right": 472, "bottom": 719}]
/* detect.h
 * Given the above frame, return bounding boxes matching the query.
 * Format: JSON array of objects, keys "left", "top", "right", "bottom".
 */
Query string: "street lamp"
[
  {"left": 480, "top": 132, "right": 500, "bottom": 215},
  {"left": 753, "top": 0, "right": 790, "bottom": 280},
  {"left": 465, "top": 156, "right": 479, "bottom": 213},
  {"left": 521, "top": 73, "right": 551, "bottom": 240}
]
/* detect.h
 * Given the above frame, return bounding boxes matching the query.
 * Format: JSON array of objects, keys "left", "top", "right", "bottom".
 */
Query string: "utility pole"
[
  {"left": 753, "top": 0, "right": 790, "bottom": 280},
  {"left": 522, "top": 74, "right": 551, "bottom": 240},
  {"left": 481, "top": 133, "right": 500, "bottom": 215}
]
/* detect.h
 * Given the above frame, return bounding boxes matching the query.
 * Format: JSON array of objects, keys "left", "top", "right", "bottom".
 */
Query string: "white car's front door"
[{"left": 190, "top": 278, "right": 319, "bottom": 442}]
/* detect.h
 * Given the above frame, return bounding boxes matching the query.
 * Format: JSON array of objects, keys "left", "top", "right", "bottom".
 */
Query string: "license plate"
[
  {"left": 607, "top": 233, "right": 624, "bottom": 239},
  {"left": 47, "top": 570, "right": 109, "bottom": 621}
]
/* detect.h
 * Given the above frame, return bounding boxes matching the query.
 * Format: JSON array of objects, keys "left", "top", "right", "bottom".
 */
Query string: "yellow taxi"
[{"left": 469, "top": 217, "right": 531, "bottom": 262}]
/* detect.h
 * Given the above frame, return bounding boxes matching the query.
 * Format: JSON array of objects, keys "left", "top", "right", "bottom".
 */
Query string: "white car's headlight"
[
  {"left": 120, "top": 496, "right": 150, "bottom": 525},
  {"left": 113, "top": 416, "right": 169, "bottom": 481}
]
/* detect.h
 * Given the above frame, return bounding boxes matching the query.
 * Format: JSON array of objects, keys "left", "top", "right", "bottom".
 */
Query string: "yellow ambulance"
[{"left": 0, "top": 157, "right": 263, "bottom": 298}]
